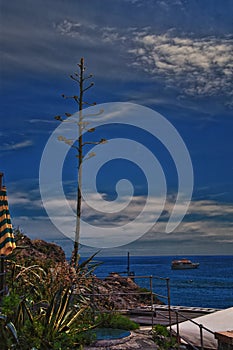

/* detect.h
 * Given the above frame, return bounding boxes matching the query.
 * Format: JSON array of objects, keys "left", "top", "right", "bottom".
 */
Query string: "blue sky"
[{"left": 1, "top": 0, "right": 233, "bottom": 256}]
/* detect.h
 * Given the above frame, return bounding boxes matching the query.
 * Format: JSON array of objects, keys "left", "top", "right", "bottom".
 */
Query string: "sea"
[{"left": 88, "top": 255, "right": 233, "bottom": 310}]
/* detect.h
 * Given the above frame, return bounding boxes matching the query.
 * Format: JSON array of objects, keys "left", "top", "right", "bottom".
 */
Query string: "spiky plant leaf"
[
  {"left": 78, "top": 251, "right": 101, "bottom": 270},
  {"left": 5, "top": 321, "right": 19, "bottom": 343},
  {"left": 53, "top": 287, "right": 72, "bottom": 331}
]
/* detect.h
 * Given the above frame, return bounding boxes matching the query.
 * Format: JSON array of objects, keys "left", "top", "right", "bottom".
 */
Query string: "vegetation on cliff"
[
  {"left": 0, "top": 231, "right": 152, "bottom": 349},
  {"left": 0, "top": 231, "right": 98, "bottom": 349}
]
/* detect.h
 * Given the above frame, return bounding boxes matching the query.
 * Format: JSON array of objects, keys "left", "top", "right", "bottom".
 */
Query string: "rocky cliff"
[
  {"left": 11, "top": 231, "right": 162, "bottom": 309},
  {"left": 11, "top": 230, "right": 66, "bottom": 266},
  {"left": 86, "top": 272, "right": 163, "bottom": 310}
]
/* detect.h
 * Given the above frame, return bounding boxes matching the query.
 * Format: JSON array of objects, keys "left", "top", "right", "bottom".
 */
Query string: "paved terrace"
[
  {"left": 84, "top": 306, "right": 220, "bottom": 349},
  {"left": 127, "top": 304, "right": 221, "bottom": 326}
]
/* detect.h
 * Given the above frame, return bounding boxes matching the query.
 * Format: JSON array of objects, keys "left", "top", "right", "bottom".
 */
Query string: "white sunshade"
[{"left": 171, "top": 307, "right": 233, "bottom": 349}]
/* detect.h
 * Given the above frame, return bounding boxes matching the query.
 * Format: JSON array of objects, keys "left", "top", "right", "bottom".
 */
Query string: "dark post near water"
[
  {"left": 127, "top": 251, "right": 130, "bottom": 276},
  {"left": 126, "top": 252, "right": 135, "bottom": 279}
]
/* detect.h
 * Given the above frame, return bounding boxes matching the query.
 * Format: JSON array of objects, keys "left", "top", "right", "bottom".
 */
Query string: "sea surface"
[{"left": 90, "top": 255, "right": 233, "bottom": 310}]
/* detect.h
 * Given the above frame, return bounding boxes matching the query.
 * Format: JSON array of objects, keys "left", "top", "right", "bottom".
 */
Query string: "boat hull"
[{"left": 171, "top": 263, "right": 199, "bottom": 270}]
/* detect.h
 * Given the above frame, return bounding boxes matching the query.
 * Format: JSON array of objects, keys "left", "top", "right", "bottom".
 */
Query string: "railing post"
[
  {"left": 200, "top": 324, "right": 204, "bottom": 350},
  {"left": 149, "top": 275, "right": 154, "bottom": 329},
  {"left": 175, "top": 311, "right": 180, "bottom": 348},
  {"left": 166, "top": 277, "right": 172, "bottom": 333}
]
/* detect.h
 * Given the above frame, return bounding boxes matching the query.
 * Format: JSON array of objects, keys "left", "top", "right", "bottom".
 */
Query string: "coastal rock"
[
  {"left": 11, "top": 231, "right": 66, "bottom": 266},
  {"left": 89, "top": 273, "right": 162, "bottom": 310},
  {"left": 11, "top": 232, "right": 162, "bottom": 309}
]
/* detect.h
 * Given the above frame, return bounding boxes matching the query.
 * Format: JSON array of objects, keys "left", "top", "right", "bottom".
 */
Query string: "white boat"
[{"left": 171, "top": 258, "right": 199, "bottom": 270}]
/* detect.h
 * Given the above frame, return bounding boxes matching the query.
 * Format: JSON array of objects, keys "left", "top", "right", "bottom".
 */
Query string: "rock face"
[
  {"left": 89, "top": 273, "right": 162, "bottom": 311},
  {"left": 12, "top": 232, "right": 66, "bottom": 266},
  {"left": 12, "top": 233, "right": 162, "bottom": 310}
]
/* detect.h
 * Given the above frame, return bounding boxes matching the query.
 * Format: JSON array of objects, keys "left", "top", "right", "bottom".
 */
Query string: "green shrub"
[
  {"left": 152, "top": 324, "right": 178, "bottom": 349},
  {"left": 1, "top": 248, "right": 104, "bottom": 349},
  {"left": 1, "top": 292, "right": 21, "bottom": 319},
  {"left": 96, "top": 312, "right": 139, "bottom": 330},
  {"left": 137, "top": 287, "right": 151, "bottom": 303}
]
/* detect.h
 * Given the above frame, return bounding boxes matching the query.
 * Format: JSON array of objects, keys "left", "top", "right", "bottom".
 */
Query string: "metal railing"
[
  {"left": 153, "top": 306, "right": 215, "bottom": 350},
  {"left": 173, "top": 309, "right": 215, "bottom": 350},
  {"left": 78, "top": 274, "right": 171, "bottom": 327},
  {"left": 0, "top": 263, "right": 217, "bottom": 349},
  {"left": 77, "top": 274, "right": 216, "bottom": 350}
]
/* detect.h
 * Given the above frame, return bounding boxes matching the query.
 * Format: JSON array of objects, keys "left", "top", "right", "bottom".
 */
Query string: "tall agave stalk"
[{"left": 55, "top": 58, "right": 106, "bottom": 268}]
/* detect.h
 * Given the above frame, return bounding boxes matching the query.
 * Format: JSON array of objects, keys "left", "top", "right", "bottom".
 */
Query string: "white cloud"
[
  {"left": 131, "top": 32, "right": 233, "bottom": 99},
  {"left": 54, "top": 19, "right": 233, "bottom": 103},
  {"left": 9, "top": 181, "right": 233, "bottom": 253},
  {"left": 29, "top": 119, "right": 56, "bottom": 124},
  {"left": 190, "top": 200, "right": 233, "bottom": 216},
  {"left": 0, "top": 140, "right": 33, "bottom": 151},
  {"left": 8, "top": 190, "right": 42, "bottom": 209},
  {"left": 54, "top": 19, "right": 82, "bottom": 36}
]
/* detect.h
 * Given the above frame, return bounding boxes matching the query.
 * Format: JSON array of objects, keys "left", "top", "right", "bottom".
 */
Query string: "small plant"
[
  {"left": 137, "top": 286, "right": 151, "bottom": 303},
  {"left": 0, "top": 314, "right": 19, "bottom": 350},
  {"left": 152, "top": 324, "right": 178, "bottom": 349},
  {"left": 1, "top": 291, "right": 21, "bottom": 319},
  {"left": 96, "top": 312, "right": 139, "bottom": 330}
]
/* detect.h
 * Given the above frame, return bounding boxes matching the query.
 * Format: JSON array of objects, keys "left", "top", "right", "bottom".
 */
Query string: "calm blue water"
[
  {"left": 89, "top": 328, "right": 130, "bottom": 340},
  {"left": 91, "top": 255, "right": 233, "bottom": 309}
]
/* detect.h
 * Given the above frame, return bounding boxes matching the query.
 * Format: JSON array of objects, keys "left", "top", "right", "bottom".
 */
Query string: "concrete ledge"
[{"left": 215, "top": 331, "right": 233, "bottom": 345}]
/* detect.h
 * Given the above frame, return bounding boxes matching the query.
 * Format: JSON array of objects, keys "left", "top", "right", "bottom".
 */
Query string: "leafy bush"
[
  {"left": 1, "top": 292, "right": 21, "bottom": 319},
  {"left": 137, "top": 286, "right": 151, "bottom": 303},
  {"left": 96, "top": 312, "right": 139, "bottom": 330},
  {"left": 0, "top": 287, "right": 92, "bottom": 349},
  {"left": 152, "top": 324, "right": 178, "bottom": 349},
  {"left": 0, "top": 248, "right": 102, "bottom": 349}
]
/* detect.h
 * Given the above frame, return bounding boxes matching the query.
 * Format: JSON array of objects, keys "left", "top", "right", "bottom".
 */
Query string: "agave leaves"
[
  {"left": 0, "top": 314, "right": 19, "bottom": 349},
  {"left": 8, "top": 261, "right": 46, "bottom": 289},
  {"left": 43, "top": 287, "right": 83, "bottom": 335},
  {"left": 38, "top": 286, "right": 90, "bottom": 348},
  {"left": 14, "top": 265, "right": 47, "bottom": 297},
  {"left": 2, "top": 248, "right": 101, "bottom": 348},
  {"left": 6, "top": 259, "right": 76, "bottom": 302},
  {"left": 14, "top": 298, "right": 34, "bottom": 330},
  {"left": 77, "top": 251, "right": 101, "bottom": 276},
  {"left": 7, "top": 286, "right": 91, "bottom": 349}
]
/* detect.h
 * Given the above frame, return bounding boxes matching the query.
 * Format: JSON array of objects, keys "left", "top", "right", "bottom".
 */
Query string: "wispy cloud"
[
  {"left": 2, "top": 1, "right": 232, "bottom": 110},
  {"left": 11, "top": 189, "right": 233, "bottom": 253},
  {"left": 9, "top": 190, "right": 42, "bottom": 209},
  {"left": 130, "top": 32, "right": 233, "bottom": 101},
  {"left": 55, "top": 20, "right": 233, "bottom": 106},
  {"left": 7, "top": 173, "right": 233, "bottom": 252},
  {"left": 28, "top": 119, "right": 56, "bottom": 124},
  {"left": 0, "top": 140, "right": 33, "bottom": 151},
  {"left": 80, "top": 193, "right": 233, "bottom": 229}
]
